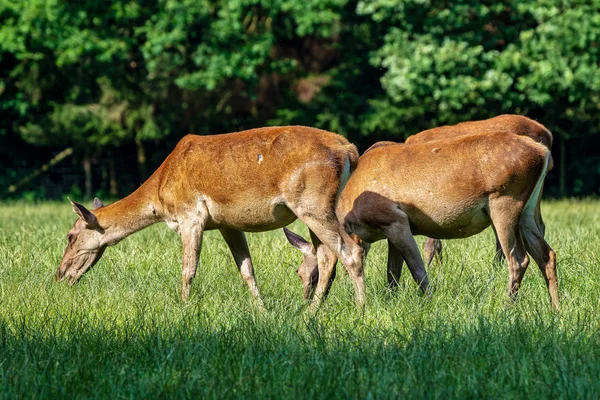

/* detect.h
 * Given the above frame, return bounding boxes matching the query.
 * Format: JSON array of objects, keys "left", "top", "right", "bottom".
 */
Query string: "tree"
[
  {"left": 1, "top": 0, "right": 598, "bottom": 198},
  {"left": 358, "top": 0, "right": 600, "bottom": 195}
]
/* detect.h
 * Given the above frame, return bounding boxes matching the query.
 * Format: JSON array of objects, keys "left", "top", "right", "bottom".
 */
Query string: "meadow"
[{"left": 0, "top": 200, "right": 599, "bottom": 399}]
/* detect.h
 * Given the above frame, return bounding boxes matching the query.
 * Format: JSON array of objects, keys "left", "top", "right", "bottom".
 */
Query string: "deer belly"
[
  {"left": 409, "top": 202, "right": 491, "bottom": 239},
  {"left": 205, "top": 199, "right": 297, "bottom": 232}
]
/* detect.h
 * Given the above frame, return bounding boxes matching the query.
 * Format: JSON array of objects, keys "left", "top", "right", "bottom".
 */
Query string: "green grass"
[{"left": 0, "top": 200, "right": 599, "bottom": 399}]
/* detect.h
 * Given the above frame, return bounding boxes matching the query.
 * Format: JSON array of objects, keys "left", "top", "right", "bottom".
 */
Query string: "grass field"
[{"left": 0, "top": 200, "right": 599, "bottom": 398}]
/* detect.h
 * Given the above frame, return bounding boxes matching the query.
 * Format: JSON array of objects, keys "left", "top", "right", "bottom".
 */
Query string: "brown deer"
[
  {"left": 286, "top": 132, "right": 559, "bottom": 310},
  {"left": 56, "top": 126, "right": 365, "bottom": 311},
  {"left": 405, "top": 115, "right": 553, "bottom": 267}
]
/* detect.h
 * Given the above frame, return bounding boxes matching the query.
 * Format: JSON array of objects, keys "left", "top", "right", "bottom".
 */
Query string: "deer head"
[
  {"left": 56, "top": 198, "right": 107, "bottom": 284},
  {"left": 283, "top": 227, "right": 319, "bottom": 299}
]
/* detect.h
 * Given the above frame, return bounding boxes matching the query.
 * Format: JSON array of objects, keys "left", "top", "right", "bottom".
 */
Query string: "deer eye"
[{"left": 67, "top": 234, "right": 74, "bottom": 242}]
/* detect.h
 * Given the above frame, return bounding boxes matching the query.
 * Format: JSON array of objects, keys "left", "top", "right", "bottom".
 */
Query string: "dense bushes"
[{"left": 1, "top": 0, "right": 599, "bottom": 198}]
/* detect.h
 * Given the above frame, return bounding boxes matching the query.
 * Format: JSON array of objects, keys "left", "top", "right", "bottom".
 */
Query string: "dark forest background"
[{"left": 1, "top": 0, "right": 599, "bottom": 201}]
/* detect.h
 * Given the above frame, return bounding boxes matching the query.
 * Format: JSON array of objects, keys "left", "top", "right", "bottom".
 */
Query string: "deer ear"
[
  {"left": 68, "top": 198, "right": 99, "bottom": 229},
  {"left": 283, "top": 227, "right": 313, "bottom": 256},
  {"left": 92, "top": 197, "right": 104, "bottom": 210}
]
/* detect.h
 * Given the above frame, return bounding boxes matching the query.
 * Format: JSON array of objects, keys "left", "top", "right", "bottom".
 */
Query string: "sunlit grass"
[{"left": 0, "top": 200, "right": 599, "bottom": 398}]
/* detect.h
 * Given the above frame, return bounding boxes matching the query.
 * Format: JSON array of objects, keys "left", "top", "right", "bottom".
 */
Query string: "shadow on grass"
[{"left": 1, "top": 310, "right": 599, "bottom": 399}]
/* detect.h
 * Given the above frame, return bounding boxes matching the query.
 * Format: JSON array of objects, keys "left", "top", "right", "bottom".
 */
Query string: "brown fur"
[
  {"left": 406, "top": 114, "right": 553, "bottom": 149},
  {"left": 406, "top": 115, "right": 553, "bottom": 266},
  {"left": 56, "top": 126, "right": 365, "bottom": 310},
  {"left": 363, "top": 141, "right": 397, "bottom": 154},
  {"left": 287, "top": 132, "right": 559, "bottom": 310}
]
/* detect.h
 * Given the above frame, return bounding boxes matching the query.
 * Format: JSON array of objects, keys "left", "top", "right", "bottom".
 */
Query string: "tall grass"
[{"left": 0, "top": 200, "right": 599, "bottom": 398}]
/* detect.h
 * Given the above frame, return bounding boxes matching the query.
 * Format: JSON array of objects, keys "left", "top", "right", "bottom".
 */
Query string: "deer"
[
  {"left": 56, "top": 126, "right": 365, "bottom": 311},
  {"left": 404, "top": 115, "right": 553, "bottom": 267},
  {"left": 285, "top": 131, "right": 559, "bottom": 310}
]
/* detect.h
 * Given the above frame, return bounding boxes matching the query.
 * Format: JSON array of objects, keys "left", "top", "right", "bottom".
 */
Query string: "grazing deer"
[
  {"left": 286, "top": 132, "right": 559, "bottom": 310},
  {"left": 56, "top": 126, "right": 365, "bottom": 310},
  {"left": 405, "top": 115, "right": 553, "bottom": 267}
]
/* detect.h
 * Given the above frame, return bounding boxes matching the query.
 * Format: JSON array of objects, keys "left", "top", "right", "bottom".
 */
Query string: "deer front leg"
[
  {"left": 181, "top": 221, "right": 205, "bottom": 301},
  {"left": 387, "top": 239, "right": 404, "bottom": 289},
  {"left": 219, "top": 228, "right": 265, "bottom": 311},
  {"left": 383, "top": 211, "right": 429, "bottom": 294},
  {"left": 362, "top": 241, "right": 372, "bottom": 260}
]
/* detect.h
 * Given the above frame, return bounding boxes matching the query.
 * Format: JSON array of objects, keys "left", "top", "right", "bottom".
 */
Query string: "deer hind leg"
[
  {"left": 387, "top": 239, "right": 404, "bottom": 289},
  {"left": 219, "top": 228, "right": 265, "bottom": 311},
  {"left": 299, "top": 215, "right": 364, "bottom": 310},
  {"left": 489, "top": 199, "right": 530, "bottom": 302},
  {"left": 382, "top": 210, "right": 429, "bottom": 294},
  {"left": 520, "top": 213, "right": 559, "bottom": 310},
  {"left": 308, "top": 230, "right": 338, "bottom": 303},
  {"left": 180, "top": 220, "right": 206, "bottom": 301},
  {"left": 423, "top": 238, "right": 443, "bottom": 268},
  {"left": 491, "top": 226, "right": 505, "bottom": 264},
  {"left": 287, "top": 166, "right": 364, "bottom": 310}
]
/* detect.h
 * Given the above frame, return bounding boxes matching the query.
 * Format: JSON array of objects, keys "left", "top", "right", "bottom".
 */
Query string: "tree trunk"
[
  {"left": 135, "top": 135, "right": 147, "bottom": 182},
  {"left": 7, "top": 147, "right": 73, "bottom": 194},
  {"left": 559, "top": 137, "right": 566, "bottom": 198},
  {"left": 101, "top": 162, "right": 108, "bottom": 194},
  {"left": 83, "top": 155, "right": 92, "bottom": 200},
  {"left": 109, "top": 157, "right": 118, "bottom": 197}
]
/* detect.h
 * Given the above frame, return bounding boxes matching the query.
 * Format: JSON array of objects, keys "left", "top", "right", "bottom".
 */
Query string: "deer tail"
[{"left": 521, "top": 148, "right": 550, "bottom": 232}]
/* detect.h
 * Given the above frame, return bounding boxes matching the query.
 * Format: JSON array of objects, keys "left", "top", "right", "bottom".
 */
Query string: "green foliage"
[
  {"left": 1, "top": 200, "right": 599, "bottom": 397},
  {"left": 360, "top": 0, "right": 600, "bottom": 141},
  {"left": 0, "top": 0, "right": 599, "bottom": 197}
]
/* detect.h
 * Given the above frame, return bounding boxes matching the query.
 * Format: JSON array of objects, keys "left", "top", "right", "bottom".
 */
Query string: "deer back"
[{"left": 405, "top": 115, "right": 553, "bottom": 150}]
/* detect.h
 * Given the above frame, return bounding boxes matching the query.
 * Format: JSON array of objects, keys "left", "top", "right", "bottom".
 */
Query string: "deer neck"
[{"left": 95, "top": 183, "right": 162, "bottom": 245}]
